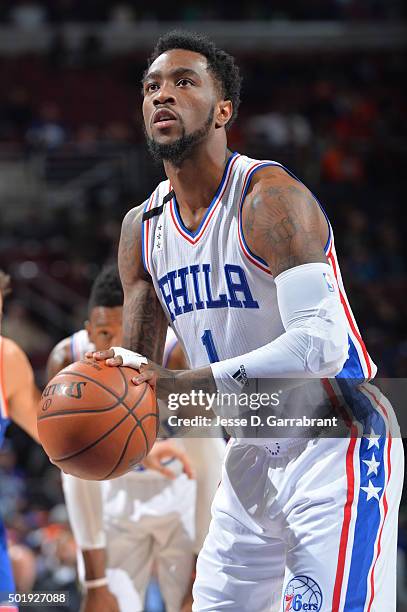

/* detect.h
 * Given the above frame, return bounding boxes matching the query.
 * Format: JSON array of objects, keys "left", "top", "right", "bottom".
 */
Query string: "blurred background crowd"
[
  {"left": 0, "top": 0, "right": 405, "bottom": 24},
  {"left": 0, "top": 3, "right": 406, "bottom": 610}
]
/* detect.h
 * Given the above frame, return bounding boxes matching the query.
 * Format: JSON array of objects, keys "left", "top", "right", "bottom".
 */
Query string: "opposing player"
[
  {"left": 47, "top": 265, "right": 224, "bottom": 612},
  {"left": 0, "top": 269, "right": 42, "bottom": 608},
  {"left": 92, "top": 32, "right": 403, "bottom": 611}
]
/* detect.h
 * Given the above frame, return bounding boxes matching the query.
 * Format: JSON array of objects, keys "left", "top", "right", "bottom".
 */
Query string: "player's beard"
[{"left": 145, "top": 106, "right": 215, "bottom": 167}]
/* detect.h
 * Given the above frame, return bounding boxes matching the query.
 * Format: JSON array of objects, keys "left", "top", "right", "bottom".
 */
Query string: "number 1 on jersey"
[{"left": 201, "top": 329, "right": 220, "bottom": 364}]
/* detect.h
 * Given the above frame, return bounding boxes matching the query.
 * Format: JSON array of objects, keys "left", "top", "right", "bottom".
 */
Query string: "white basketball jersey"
[
  {"left": 70, "top": 329, "right": 94, "bottom": 363},
  {"left": 142, "top": 152, "right": 376, "bottom": 381}
]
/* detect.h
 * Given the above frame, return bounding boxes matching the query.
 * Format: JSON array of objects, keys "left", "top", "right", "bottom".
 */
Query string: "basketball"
[{"left": 37, "top": 360, "right": 158, "bottom": 480}]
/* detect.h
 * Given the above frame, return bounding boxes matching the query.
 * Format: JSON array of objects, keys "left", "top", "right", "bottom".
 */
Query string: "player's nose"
[{"left": 153, "top": 85, "right": 176, "bottom": 106}]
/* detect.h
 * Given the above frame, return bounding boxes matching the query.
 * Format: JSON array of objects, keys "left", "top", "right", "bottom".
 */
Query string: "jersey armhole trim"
[
  {"left": 238, "top": 161, "right": 281, "bottom": 275},
  {"left": 238, "top": 161, "right": 332, "bottom": 274},
  {"left": 276, "top": 163, "right": 332, "bottom": 254},
  {"left": 141, "top": 192, "right": 156, "bottom": 276}
]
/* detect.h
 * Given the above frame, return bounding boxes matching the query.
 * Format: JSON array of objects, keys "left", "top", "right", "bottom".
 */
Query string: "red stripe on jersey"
[
  {"left": 144, "top": 192, "right": 155, "bottom": 274},
  {"left": 169, "top": 202, "right": 195, "bottom": 245},
  {"left": 237, "top": 228, "right": 271, "bottom": 274},
  {"left": 170, "top": 154, "right": 239, "bottom": 245},
  {"left": 361, "top": 385, "right": 391, "bottom": 611},
  {"left": 327, "top": 250, "right": 372, "bottom": 379},
  {"left": 367, "top": 435, "right": 391, "bottom": 611},
  {"left": 323, "top": 379, "right": 358, "bottom": 612},
  {"left": 237, "top": 161, "right": 273, "bottom": 274}
]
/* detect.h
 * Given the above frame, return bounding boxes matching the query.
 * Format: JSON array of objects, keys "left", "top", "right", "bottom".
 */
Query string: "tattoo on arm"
[
  {"left": 119, "top": 206, "right": 168, "bottom": 363},
  {"left": 123, "top": 283, "right": 168, "bottom": 363},
  {"left": 243, "top": 174, "right": 327, "bottom": 278}
]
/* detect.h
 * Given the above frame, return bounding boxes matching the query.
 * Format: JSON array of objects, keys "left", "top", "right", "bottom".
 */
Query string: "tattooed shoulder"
[
  {"left": 241, "top": 167, "right": 327, "bottom": 277},
  {"left": 119, "top": 204, "right": 148, "bottom": 287}
]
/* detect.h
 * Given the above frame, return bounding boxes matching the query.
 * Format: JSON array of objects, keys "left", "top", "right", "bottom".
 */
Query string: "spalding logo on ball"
[
  {"left": 283, "top": 576, "right": 322, "bottom": 612},
  {"left": 37, "top": 360, "right": 158, "bottom": 480}
]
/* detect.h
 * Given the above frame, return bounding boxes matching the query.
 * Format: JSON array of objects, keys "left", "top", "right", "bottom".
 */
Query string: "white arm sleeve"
[
  {"left": 211, "top": 262, "right": 349, "bottom": 393},
  {"left": 61, "top": 472, "right": 106, "bottom": 550}
]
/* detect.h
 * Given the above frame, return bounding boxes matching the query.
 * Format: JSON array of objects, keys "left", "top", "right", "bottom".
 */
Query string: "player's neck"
[{"left": 163, "top": 143, "right": 231, "bottom": 213}]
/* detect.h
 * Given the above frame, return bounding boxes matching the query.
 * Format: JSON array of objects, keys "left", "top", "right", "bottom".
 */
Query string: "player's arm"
[
  {"left": 119, "top": 205, "right": 169, "bottom": 362},
  {"left": 91, "top": 205, "right": 182, "bottom": 400},
  {"left": 46, "top": 337, "right": 72, "bottom": 380},
  {"left": 4, "top": 339, "right": 41, "bottom": 442},
  {"left": 205, "top": 166, "right": 349, "bottom": 388},
  {"left": 132, "top": 166, "right": 348, "bottom": 399}
]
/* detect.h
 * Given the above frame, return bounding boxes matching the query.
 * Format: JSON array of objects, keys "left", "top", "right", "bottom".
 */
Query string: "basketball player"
[
  {"left": 47, "top": 265, "right": 224, "bottom": 612},
  {"left": 91, "top": 32, "right": 404, "bottom": 611},
  {"left": 0, "top": 269, "right": 41, "bottom": 609}
]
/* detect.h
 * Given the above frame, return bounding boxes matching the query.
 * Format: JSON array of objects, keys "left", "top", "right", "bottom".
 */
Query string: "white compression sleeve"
[
  {"left": 210, "top": 262, "right": 349, "bottom": 394},
  {"left": 61, "top": 472, "right": 106, "bottom": 550}
]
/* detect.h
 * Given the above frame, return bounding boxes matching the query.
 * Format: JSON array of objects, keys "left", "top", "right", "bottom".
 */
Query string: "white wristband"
[
  {"left": 84, "top": 577, "right": 108, "bottom": 589},
  {"left": 110, "top": 347, "right": 148, "bottom": 369}
]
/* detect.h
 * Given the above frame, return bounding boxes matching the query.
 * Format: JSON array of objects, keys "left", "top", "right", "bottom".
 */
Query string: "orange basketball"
[{"left": 38, "top": 360, "right": 158, "bottom": 480}]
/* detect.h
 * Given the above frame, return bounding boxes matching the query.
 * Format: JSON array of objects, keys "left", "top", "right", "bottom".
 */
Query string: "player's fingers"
[
  {"left": 92, "top": 349, "right": 116, "bottom": 361},
  {"left": 105, "top": 356, "right": 123, "bottom": 367},
  {"left": 131, "top": 370, "right": 156, "bottom": 387},
  {"left": 155, "top": 443, "right": 195, "bottom": 478},
  {"left": 171, "top": 449, "right": 195, "bottom": 479},
  {"left": 153, "top": 463, "right": 177, "bottom": 480},
  {"left": 144, "top": 457, "right": 176, "bottom": 479}
]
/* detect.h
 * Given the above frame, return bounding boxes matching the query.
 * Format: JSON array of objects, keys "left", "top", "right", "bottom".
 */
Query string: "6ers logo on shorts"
[{"left": 283, "top": 576, "right": 322, "bottom": 611}]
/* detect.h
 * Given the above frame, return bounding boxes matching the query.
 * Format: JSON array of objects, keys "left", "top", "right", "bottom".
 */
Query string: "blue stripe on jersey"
[
  {"left": 339, "top": 384, "right": 387, "bottom": 609},
  {"left": 0, "top": 418, "right": 9, "bottom": 449},
  {"left": 239, "top": 162, "right": 277, "bottom": 268},
  {"left": 0, "top": 519, "right": 15, "bottom": 593},
  {"left": 172, "top": 152, "right": 238, "bottom": 239},
  {"left": 336, "top": 335, "right": 365, "bottom": 381}
]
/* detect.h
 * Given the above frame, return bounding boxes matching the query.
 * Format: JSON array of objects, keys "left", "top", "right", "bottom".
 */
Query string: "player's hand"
[
  {"left": 80, "top": 586, "right": 120, "bottom": 612},
  {"left": 86, "top": 347, "right": 118, "bottom": 363},
  {"left": 86, "top": 346, "right": 148, "bottom": 369},
  {"left": 142, "top": 439, "right": 195, "bottom": 479},
  {"left": 87, "top": 347, "right": 164, "bottom": 389}
]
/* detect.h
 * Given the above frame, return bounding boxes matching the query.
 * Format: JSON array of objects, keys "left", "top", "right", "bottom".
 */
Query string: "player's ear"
[{"left": 215, "top": 100, "right": 232, "bottom": 129}]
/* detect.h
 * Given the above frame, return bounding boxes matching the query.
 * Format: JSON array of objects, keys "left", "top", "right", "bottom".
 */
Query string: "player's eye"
[
  {"left": 99, "top": 331, "right": 112, "bottom": 339},
  {"left": 177, "top": 78, "right": 193, "bottom": 87},
  {"left": 145, "top": 82, "right": 159, "bottom": 93}
]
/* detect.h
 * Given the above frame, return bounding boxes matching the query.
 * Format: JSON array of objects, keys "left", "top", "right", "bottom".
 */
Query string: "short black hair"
[
  {"left": 146, "top": 30, "right": 242, "bottom": 129},
  {"left": 88, "top": 265, "right": 123, "bottom": 313}
]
